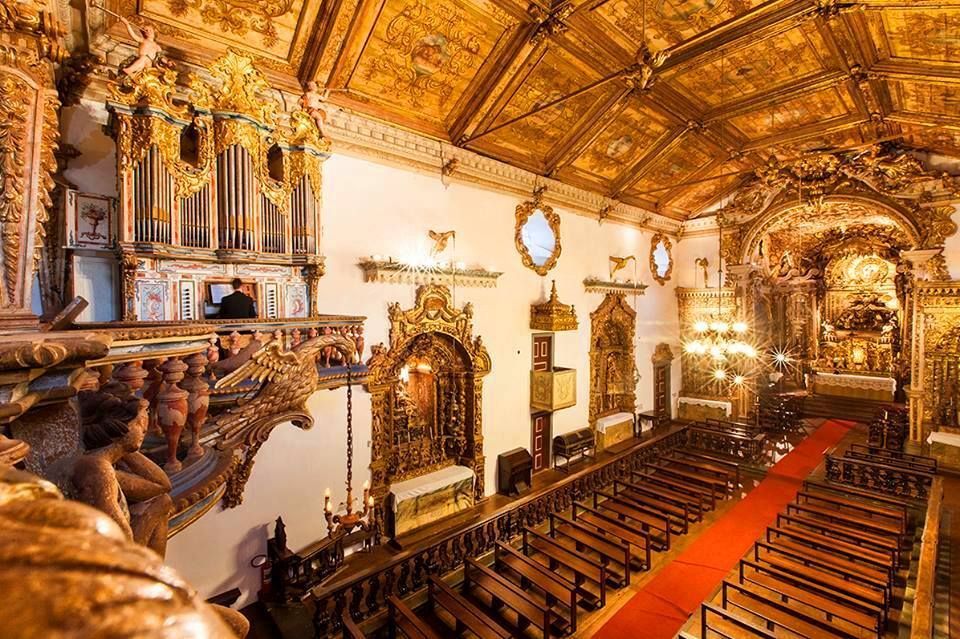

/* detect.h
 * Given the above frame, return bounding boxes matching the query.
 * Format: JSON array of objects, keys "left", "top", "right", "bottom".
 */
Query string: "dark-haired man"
[{"left": 218, "top": 278, "right": 257, "bottom": 319}]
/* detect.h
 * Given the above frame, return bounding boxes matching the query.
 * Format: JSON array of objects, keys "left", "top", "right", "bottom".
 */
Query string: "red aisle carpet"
[{"left": 593, "top": 419, "right": 857, "bottom": 639}]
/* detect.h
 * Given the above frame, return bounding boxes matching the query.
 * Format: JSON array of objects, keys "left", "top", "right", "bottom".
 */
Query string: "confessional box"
[
  {"left": 497, "top": 448, "right": 532, "bottom": 496},
  {"left": 530, "top": 367, "right": 576, "bottom": 412}
]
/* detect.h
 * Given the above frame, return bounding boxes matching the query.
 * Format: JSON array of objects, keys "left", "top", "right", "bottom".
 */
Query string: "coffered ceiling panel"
[
  {"left": 891, "top": 80, "right": 960, "bottom": 118},
  {"left": 623, "top": 134, "right": 714, "bottom": 201},
  {"left": 586, "top": 0, "right": 768, "bottom": 52},
  {"left": 728, "top": 85, "right": 858, "bottom": 140},
  {"left": 872, "top": 8, "right": 960, "bottom": 64},
  {"left": 899, "top": 124, "right": 960, "bottom": 158},
  {"left": 667, "top": 23, "right": 835, "bottom": 107},
  {"left": 666, "top": 158, "right": 747, "bottom": 215},
  {"left": 565, "top": 100, "right": 672, "bottom": 183}
]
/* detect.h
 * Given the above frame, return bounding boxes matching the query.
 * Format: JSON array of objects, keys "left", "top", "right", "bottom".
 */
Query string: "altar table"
[
  {"left": 595, "top": 412, "right": 634, "bottom": 450},
  {"left": 678, "top": 396, "right": 731, "bottom": 422},
  {"left": 810, "top": 373, "right": 896, "bottom": 402},
  {"left": 389, "top": 465, "right": 475, "bottom": 537}
]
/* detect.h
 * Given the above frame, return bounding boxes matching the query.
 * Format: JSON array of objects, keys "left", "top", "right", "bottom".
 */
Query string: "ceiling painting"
[
  {"left": 101, "top": 0, "right": 960, "bottom": 218},
  {"left": 728, "top": 86, "right": 857, "bottom": 140},
  {"left": 668, "top": 24, "right": 834, "bottom": 108},
  {"left": 589, "top": 0, "right": 767, "bottom": 52},
  {"left": 567, "top": 100, "right": 673, "bottom": 182},
  {"left": 666, "top": 159, "right": 747, "bottom": 214}
]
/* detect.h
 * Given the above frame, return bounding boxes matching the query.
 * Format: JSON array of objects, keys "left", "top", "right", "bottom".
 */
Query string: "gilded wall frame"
[
  {"left": 650, "top": 233, "right": 673, "bottom": 285},
  {"left": 515, "top": 199, "right": 561, "bottom": 276}
]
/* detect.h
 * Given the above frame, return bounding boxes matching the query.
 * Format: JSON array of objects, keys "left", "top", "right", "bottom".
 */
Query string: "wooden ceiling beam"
[
  {"left": 740, "top": 114, "right": 868, "bottom": 151},
  {"left": 544, "top": 87, "right": 633, "bottom": 175},
  {"left": 872, "top": 62, "right": 960, "bottom": 86},
  {"left": 888, "top": 112, "right": 960, "bottom": 131},
  {"left": 610, "top": 126, "right": 690, "bottom": 197}
]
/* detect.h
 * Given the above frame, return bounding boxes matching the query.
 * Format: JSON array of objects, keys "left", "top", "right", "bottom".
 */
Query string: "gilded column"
[{"left": 902, "top": 248, "right": 941, "bottom": 442}]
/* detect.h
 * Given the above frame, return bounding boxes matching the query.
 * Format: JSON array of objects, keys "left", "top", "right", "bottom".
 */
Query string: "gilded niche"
[
  {"left": 366, "top": 285, "right": 491, "bottom": 516},
  {"left": 589, "top": 293, "right": 636, "bottom": 424}
]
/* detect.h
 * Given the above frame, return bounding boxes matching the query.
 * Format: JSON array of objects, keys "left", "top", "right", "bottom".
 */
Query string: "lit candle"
[
  {"left": 367, "top": 495, "right": 374, "bottom": 507},
  {"left": 324, "top": 488, "right": 331, "bottom": 513}
]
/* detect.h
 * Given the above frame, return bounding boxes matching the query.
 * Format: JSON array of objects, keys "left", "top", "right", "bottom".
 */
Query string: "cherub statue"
[
  {"left": 299, "top": 81, "right": 331, "bottom": 137},
  {"left": 118, "top": 16, "right": 162, "bottom": 76},
  {"left": 45, "top": 387, "right": 173, "bottom": 556}
]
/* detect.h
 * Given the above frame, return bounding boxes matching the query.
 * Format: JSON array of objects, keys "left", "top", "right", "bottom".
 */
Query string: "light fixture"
[{"left": 713, "top": 368, "right": 728, "bottom": 381}]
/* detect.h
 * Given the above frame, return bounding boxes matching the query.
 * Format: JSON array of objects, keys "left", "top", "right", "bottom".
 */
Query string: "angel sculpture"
[
  {"left": 299, "top": 81, "right": 331, "bottom": 137},
  {"left": 118, "top": 16, "right": 162, "bottom": 76},
  {"left": 609, "top": 255, "right": 636, "bottom": 279},
  {"left": 428, "top": 230, "right": 455, "bottom": 257},
  {"left": 695, "top": 257, "right": 710, "bottom": 288},
  {"left": 211, "top": 333, "right": 356, "bottom": 505}
]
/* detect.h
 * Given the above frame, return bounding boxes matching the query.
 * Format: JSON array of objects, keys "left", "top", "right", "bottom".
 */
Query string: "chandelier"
[{"left": 685, "top": 319, "right": 758, "bottom": 386}]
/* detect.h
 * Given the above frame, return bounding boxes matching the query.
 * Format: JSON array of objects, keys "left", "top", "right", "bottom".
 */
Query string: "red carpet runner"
[{"left": 593, "top": 419, "right": 856, "bottom": 639}]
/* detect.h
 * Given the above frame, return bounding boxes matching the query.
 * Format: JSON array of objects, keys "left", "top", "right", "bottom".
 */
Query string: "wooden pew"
[
  {"left": 848, "top": 443, "right": 937, "bottom": 472},
  {"left": 772, "top": 520, "right": 897, "bottom": 571},
  {"left": 753, "top": 541, "right": 890, "bottom": 615},
  {"left": 705, "top": 417, "right": 763, "bottom": 436},
  {"left": 786, "top": 501, "right": 904, "bottom": 540},
  {"left": 795, "top": 490, "right": 907, "bottom": 535},
  {"left": 427, "top": 576, "right": 510, "bottom": 639},
  {"left": 629, "top": 470, "right": 707, "bottom": 516},
  {"left": 825, "top": 453, "right": 933, "bottom": 501},
  {"left": 644, "top": 461, "right": 728, "bottom": 500},
  {"left": 387, "top": 596, "right": 442, "bottom": 639},
  {"left": 494, "top": 542, "right": 578, "bottom": 634},
  {"left": 549, "top": 513, "right": 631, "bottom": 586},
  {"left": 802, "top": 478, "right": 918, "bottom": 513},
  {"left": 844, "top": 449, "right": 937, "bottom": 474},
  {"left": 765, "top": 526, "right": 895, "bottom": 583},
  {"left": 700, "top": 602, "right": 777, "bottom": 638},
  {"left": 593, "top": 489, "right": 672, "bottom": 548},
  {"left": 464, "top": 558, "right": 558, "bottom": 638},
  {"left": 659, "top": 455, "right": 736, "bottom": 492},
  {"left": 667, "top": 449, "right": 741, "bottom": 488},
  {"left": 638, "top": 466, "right": 717, "bottom": 510},
  {"left": 761, "top": 535, "right": 891, "bottom": 591},
  {"left": 522, "top": 527, "right": 607, "bottom": 608},
  {"left": 776, "top": 512, "right": 901, "bottom": 565},
  {"left": 341, "top": 610, "right": 365, "bottom": 639},
  {"left": 572, "top": 501, "right": 652, "bottom": 570},
  {"left": 738, "top": 559, "right": 883, "bottom": 638},
  {"left": 613, "top": 479, "right": 692, "bottom": 531},
  {"left": 721, "top": 580, "right": 864, "bottom": 639}
]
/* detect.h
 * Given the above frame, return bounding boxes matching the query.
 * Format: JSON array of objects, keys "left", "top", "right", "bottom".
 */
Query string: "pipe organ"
[{"left": 96, "top": 52, "right": 329, "bottom": 321}]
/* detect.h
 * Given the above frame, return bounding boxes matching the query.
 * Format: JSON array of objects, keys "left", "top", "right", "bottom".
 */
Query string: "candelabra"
[{"left": 323, "top": 366, "right": 374, "bottom": 539}]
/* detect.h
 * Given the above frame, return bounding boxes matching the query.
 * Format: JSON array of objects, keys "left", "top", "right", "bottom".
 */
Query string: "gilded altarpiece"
[
  {"left": 588, "top": 293, "right": 636, "bottom": 425},
  {"left": 366, "top": 285, "right": 491, "bottom": 525},
  {"left": 912, "top": 283, "right": 960, "bottom": 444}
]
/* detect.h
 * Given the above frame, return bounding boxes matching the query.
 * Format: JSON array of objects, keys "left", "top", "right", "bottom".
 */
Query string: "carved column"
[
  {"left": 117, "top": 247, "right": 139, "bottom": 321},
  {"left": 903, "top": 248, "right": 941, "bottom": 442},
  {"left": 156, "top": 357, "right": 189, "bottom": 472},
  {"left": 0, "top": 1, "right": 64, "bottom": 329},
  {"left": 304, "top": 259, "right": 325, "bottom": 318},
  {"left": 181, "top": 351, "right": 210, "bottom": 460}
]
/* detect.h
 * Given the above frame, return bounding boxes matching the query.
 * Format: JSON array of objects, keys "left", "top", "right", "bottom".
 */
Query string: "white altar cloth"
[
  {"left": 927, "top": 431, "right": 960, "bottom": 448},
  {"left": 389, "top": 465, "right": 475, "bottom": 513},
  {"left": 595, "top": 412, "right": 634, "bottom": 432},
  {"left": 810, "top": 373, "right": 896, "bottom": 400},
  {"left": 678, "top": 397, "right": 732, "bottom": 416}
]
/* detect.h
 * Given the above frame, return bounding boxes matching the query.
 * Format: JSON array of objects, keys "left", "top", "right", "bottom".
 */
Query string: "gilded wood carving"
[
  {"left": 649, "top": 232, "right": 673, "bottom": 285},
  {"left": 515, "top": 195, "right": 561, "bottom": 276},
  {"left": 588, "top": 293, "right": 636, "bottom": 425}
]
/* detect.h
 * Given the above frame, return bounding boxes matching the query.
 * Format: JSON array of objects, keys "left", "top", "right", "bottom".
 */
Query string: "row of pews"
[
  {"left": 692, "top": 480, "right": 916, "bottom": 639},
  {"left": 343, "top": 448, "right": 742, "bottom": 638},
  {"left": 757, "top": 393, "right": 805, "bottom": 433},
  {"left": 685, "top": 417, "right": 767, "bottom": 463},
  {"left": 867, "top": 406, "right": 909, "bottom": 451},
  {"left": 825, "top": 443, "right": 937, "bottom": 500}
]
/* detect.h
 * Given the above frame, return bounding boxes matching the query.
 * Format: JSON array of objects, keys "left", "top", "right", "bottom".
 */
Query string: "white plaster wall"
[
  {"left": 59, "top": 109, "right": 683, "bottom": 606},
  {"left": 675, "top": 232, "right": 721, "bottom": 289}
]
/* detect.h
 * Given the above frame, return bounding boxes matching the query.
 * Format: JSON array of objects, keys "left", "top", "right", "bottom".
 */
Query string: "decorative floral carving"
[
  {"left": 0, "top": 69, "right": 28, "bottom": 307},
  {"left": 589, "top": 293, "right": 637, "bottom": 425},
  {"left": 165, "top": 0, "right": 293, "bottom": 48}
]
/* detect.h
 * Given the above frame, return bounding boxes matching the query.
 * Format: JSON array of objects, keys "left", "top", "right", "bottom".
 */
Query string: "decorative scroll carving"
[
  {"left": 530, "top": 280, "right": 577, "bottom": 331},
  {"left": 366, "top": 285, "right": 491, "bottom": 524},
  {"left": 589, "top": 293, "right": 636, "bottom": 425}
]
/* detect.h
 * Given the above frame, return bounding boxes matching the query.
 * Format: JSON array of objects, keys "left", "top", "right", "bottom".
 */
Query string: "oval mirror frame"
[
  {"left": 515, "top": 199, "right": 561, "bottom": 276},
  {"left": 650, "top": 232, "right": 673, "bottom": 285}
]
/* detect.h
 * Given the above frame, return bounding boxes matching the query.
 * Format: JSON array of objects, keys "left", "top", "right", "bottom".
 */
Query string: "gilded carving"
[
  {"left": 515, "top": 196, "right": 561, "bottom": 276},
  {"left": 0, "top": 68, "right": 28, "bottom": 307},
  {"left": 589, "top": 293, "right": 637, "bottom": 425},
  {"left": 165, "top": 0, "right": 294, "bottom": 48},
  {"left": 530, "top": 280, "right": 578, "bottom": 331},
  {"left": 649, "top": 232, "right": 673, "bottom": 285}
]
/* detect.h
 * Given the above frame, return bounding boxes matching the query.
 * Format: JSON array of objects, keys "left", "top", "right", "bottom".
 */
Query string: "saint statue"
[{"left": 299, "top": 82, "right": 331, "bottom": 137}]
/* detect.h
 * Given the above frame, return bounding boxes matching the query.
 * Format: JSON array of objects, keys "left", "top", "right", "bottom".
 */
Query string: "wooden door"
[
  {"left": 532, "top": 334, "right": 553, "bottom": 371},
  {"left": 531, "top": 412, "right": 551, "bottom": 472},
  {"left": 654, "top": 363, "right": 671, "bottom": 424}
]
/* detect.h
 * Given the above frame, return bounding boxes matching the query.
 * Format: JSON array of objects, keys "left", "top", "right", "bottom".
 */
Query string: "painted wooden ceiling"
[{"left": 119, "top": 0, "right": 960, "bottom": 219}]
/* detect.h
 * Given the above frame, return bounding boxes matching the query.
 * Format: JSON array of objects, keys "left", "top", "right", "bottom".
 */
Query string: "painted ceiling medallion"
[{"left": 515, "top": 195, "right": 561, "bottom": 276}]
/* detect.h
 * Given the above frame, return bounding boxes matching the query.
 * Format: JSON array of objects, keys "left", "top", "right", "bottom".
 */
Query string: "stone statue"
[
  {"left": 119, "top": 16, "right": 163, "bottom": 76},
  {"left": 0, "top": 465, "right": 248, "bottom": 637},
  {"left": 299, "top": 81, "right": 330, "bottom": 137},
  {"left": 46, "top": 388, "right": 173, "bottom": 557}
]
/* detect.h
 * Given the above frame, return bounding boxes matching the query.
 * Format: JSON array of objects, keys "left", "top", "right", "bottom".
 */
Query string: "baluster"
[
  {"left": 312, "top": 595, "right": 333, "bottom": 637},
  {"left": 182, "top": 351, "right": 210, "bottom": 460},
  {"left": 228, "top": 331, "right": 242, "bottom": 357},
  {"left": 114, "top": 360, "right": 148, "bottom": 395},
  {"left": 331, "top": 591, "right": 346, "bottom": 634},
  {"left": 365, "top": 574, "right": 382, "bottom": 615},
  {"left": 142, "top": 358, "right": 164, "bottom": 435},
  {"left": 349, "top": 582, "right": 364, "bottom": 622},
  {"left": 157, "top": 357, "right": 189, "bottom": 473},
  {"left": 274, "top": 329, "right": 285, "bottom": 349},
  {"left": 397, "top": 559, "right": 411, "bottom": 595}
]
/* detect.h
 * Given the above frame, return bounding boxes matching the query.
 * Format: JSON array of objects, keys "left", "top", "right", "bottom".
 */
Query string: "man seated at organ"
[{"left": 217, "top": 279, "right": 257, "bottom": 319}]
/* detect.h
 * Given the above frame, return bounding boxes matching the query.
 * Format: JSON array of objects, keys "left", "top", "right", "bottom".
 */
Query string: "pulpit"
[{"left": 388, "top": 465, "right": 475, "bottom": 537}]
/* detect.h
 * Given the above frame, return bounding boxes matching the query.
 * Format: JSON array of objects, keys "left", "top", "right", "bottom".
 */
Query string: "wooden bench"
[
  {"left": 739, "top": 559, "right": 883, "bottom": 638},
  {"left": 795, "top": 490, "right": 906, "bottom": 535},
  {"left": 660, "top": 456, "right": 736, "bottom": 491},
  {"left": 593, "top": 489, "right": 672, "bottom": 548},
  {"left": 786, "top": 502, "right": 904, "bottom": 539},
  {"left": 495, "top": 542, "right": 578, "bottom": 634},
  {"left": 802, "top": 478, "right": 919, "bottom": 513},
  {"left": 628, "top": 470, "right": 707, "bottom": 516},
  {"left": 572, "top": 501, "right": 652, "bottom": 570},
  {"left": 639, "top": 467, "right": 717, "bottom": 510},
  {"left": 644, "top": 462, "right": 728, "bottom": 500},
  {"left": 387, "top": 595, "right": 441, "bottom": 639},
  {"left": 763, "top": 535, "right": 891, "bottom": 590},
  {"left": 766, "top": 527, "right": 895, "bottom": 583},
  {"left": 427, "top": 576, "right": 510, "bottom": 639},
  {"left": 721, "top": 580, "right": 864, "bottom": 639},
  {"left": 341, "top": 610, "right": 365, "bottom": 639},
  {"left": 849, "top": 443, "right": 937, "bottom": 472},
  {"left": 464, "top": 558, "right": 557, "bottom": 638},
  {"left": 667, "top": 449, "right": 741, "bottom": 488},
  {"left": 523, "top": 527, "right": 606, "bottom": 608},
  {"left": 753, "top": 541, "right": 890, "bottom": 614},
  {"left": 776, "top": 512, "right": 901, "bottom": 563},
  {"left": 700, "top": 601, "right": 778, "bottom": 638},
  {"left": 549, "top": 513, "right": 631, "bottom": 586},
  {"left": 771, "top": 522, "right": 896, "bottom": 573},
  {"left": 613, "top": 480, "right": 691, "bottom": 531}
]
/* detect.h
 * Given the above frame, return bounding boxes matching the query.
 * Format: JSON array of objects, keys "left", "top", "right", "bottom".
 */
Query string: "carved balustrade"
[
  {"left": 685, "top": 425, "right": 765, "bottom": 462},
  {"left": 824, "top": 452, "right": 933, "bottom": 500},
  {"left": 307, "top": 427, "right": 686, "bottom": 636}
]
